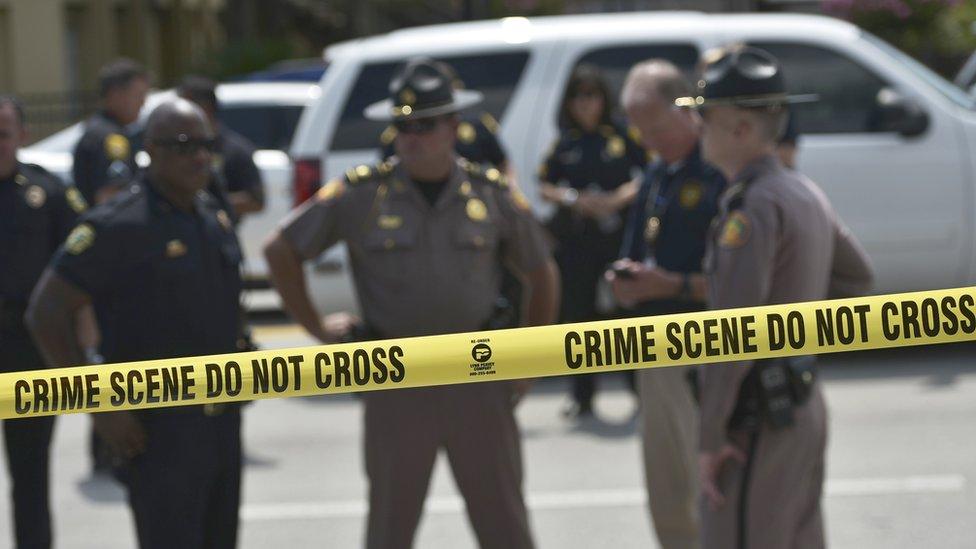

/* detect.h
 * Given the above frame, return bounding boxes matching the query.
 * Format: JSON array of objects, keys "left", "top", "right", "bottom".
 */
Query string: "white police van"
[{"left": 290, "top": 11, "right": 976, "bottom": 311}]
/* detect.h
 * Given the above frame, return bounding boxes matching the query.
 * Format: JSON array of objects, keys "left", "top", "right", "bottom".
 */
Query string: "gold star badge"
[
  {"left": 466, "top": 198, "right": 488, "bottom": 222},
  {"left": 166, "top": 239, "right": 188, "bottom": 258},
  {"left": 25, "top": 185, "right": 46, "bottom": 208},
  {"left": 104, "top": 134, "right": 130, "bottom": 161},
  {"left": 718, "top": 211, "right": 751, "bottom": 249},
  {"left": 606, "top": 136, "right": 625, "bottom": 159},
  {"left": 65, "top": 223, "right": 96, "bottom": 255}
]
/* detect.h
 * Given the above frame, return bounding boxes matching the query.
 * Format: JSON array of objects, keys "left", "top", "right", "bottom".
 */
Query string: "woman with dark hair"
[{"left": 538, "top": 64, "right": 646, "bottom": 419}]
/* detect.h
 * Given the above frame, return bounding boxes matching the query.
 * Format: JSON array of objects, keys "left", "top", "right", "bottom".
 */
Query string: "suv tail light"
[{"left": 293, "top": 158, "right": 322, "bottom": 206}]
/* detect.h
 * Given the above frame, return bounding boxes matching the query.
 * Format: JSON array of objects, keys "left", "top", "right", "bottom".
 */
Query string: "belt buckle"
[{"left": 203, "top": 403, "right": 225, "bottom": 416}]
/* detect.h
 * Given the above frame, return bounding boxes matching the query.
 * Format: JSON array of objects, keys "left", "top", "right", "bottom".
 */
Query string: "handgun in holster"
[{"left": 728, "top": 355, "right": 817, "bottom": 431}]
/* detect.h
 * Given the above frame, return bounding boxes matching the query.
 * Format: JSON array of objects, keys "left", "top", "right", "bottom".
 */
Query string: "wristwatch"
[{"left": 559, "top": 188, "right": 579, "bottom": 208}]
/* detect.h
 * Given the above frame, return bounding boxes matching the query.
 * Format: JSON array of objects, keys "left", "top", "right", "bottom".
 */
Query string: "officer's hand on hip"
[
  {"left": 322, "top": 311, "right": 362, "bottom": 344},
  {"left": 699, "top": 444, "right": 747, "bottom": 511},
  {"left": 93, "top": 411, "right": 148, "bottom": 461}
]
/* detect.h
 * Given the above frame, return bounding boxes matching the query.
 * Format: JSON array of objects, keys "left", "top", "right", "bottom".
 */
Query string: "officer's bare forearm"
[
  {"left": 229, "top": 191, "right": 264, "bottom": 216},
  {"left": 25, "top": 270, "right": 89, "bottom": 368},
  {"left": 264, "top": 232, "right": 327, "bottom": 340},
  {"left": 522, "top": 259, "right": 560, "bottom": 327}
]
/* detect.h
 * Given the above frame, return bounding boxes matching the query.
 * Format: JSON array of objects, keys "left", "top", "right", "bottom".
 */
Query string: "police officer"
[
  {"left": 264, "top": 58, "right": 559, "bottom": 549},
  {"left": 177, "top": 75, "right": 265, "bottom": 225},
  {"left": 539, "top": 63, "right": 645, "bottom": 419},
  {"left": 672, "top": 46, "right": 874, "bottom": 548},
  {"left": 72, "top": 58, "right": 148, "bottom": 206},
  {"left": 0, "top": 95, "right": 86, "bottom": 549},
  {"left": 606, "top": 59, "right": 726, "bottom": 549},
  {"left": 28, "top": 99, "right": 244, "bottom": 549}
]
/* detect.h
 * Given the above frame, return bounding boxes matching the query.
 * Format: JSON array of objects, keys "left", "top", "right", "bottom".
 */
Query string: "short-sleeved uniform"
[
  {"left": 380, "top": 112, "right": 507, "bottom": 168},
  {"left": 51, "top": 178, "right": 244, "bottom": 549},
  {"left": 280, "top": 157, "right": 550, "bottom": 549},
  {"left": 0, "top": 162, "right": 85, "bottom": 549},
  {"left": 699, "top": 155, "right": 873, "bottom": 549},
  {"left": 72, "top": 111, "right": 138, "bottom": 205},
  {"left": 619, "top": 145, "right": 725, "bottom": 549},
  {"left": 207, "top": 127, "right": 265, "bottom": 227}
]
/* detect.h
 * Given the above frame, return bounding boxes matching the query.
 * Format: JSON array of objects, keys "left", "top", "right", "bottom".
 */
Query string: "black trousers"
[
  {"left": 125, "top": 408, "right": 241, "bottom": 549},
  {"left": 4, "top": 415, "right": 56, "bottom": 549}
]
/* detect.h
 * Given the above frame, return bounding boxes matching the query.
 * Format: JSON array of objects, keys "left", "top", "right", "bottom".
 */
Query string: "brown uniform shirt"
[
  {"left": 699, "top": 154, "right": 873, "bottom": 452},
  {"left": 279, "top": 158, "right": 551, "bottom": 338}
]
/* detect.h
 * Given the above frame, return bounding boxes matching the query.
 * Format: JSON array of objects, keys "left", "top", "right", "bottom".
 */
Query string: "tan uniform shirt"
[
  {"left": 279, "top": 158, "right": 550, "bottom": 338},
  {"left": 699, "top": 154, "right": 874, "bottom": 452}
]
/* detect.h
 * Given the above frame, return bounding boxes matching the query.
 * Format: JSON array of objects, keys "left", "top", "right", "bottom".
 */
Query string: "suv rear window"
[
  {"left": 331, "top": 51, "right": 530, "bottom": 151},
  {"left": 220, "top": 105, "right": 304, "bottom": 151},
  {"left": 575, "top": 44, "right": 700, "bottom": 106}
]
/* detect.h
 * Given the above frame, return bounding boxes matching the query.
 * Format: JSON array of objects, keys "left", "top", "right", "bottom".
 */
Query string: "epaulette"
[
  {"left": 479, "top": 112, "right": 500, "bottom": 134},
  {"left": 344, "top": 164, "right": 375, "bottom": 185},
  {"left": 462, "top": 159, "right": 508, "bottom": 188}
]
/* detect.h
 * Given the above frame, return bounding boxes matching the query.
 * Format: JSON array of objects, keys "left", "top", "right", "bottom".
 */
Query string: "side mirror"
[{"left": 875, "top": 88, "right": 929, "bottom": 138}]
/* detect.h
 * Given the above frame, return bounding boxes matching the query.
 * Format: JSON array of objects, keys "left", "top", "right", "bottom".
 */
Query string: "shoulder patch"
[
  {"left": 66, "top": 186, "right": 88, "bottom": 213},
  {"left": 104, "top": 133, "right": 130, "bottom": 161},
  {"left": 718, "top": 211, "right": 751, "bottom": 249},
  {"left": 65, "top": 223, "right": 96, "bottom": 255},
  {"left": 480, "top": 112, "right": 500, "bottom": 134},
  {"left": 316, "top": 179, "right": 347, "bottom": 202}
]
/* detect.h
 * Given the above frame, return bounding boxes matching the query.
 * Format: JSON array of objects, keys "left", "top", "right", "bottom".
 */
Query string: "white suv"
[
  {"left": 20, "top": 82, "right": 320, "bottom": 310},
  {"left": 290, "top": 11, "right": 976, "bottom": 308}
]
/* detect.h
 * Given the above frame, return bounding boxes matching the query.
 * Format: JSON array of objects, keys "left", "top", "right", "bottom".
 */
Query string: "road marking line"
[{"left": 240, "top": 475, "right": 966, "bottom": 521}]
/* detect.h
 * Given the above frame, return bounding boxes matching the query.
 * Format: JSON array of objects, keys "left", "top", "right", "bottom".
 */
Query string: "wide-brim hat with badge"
[
  {"left": 674, "top": 46, "right": 817, "bottom": 109},
  {"left": 364, "top": 58, "right": 483, "bottom": 121}
]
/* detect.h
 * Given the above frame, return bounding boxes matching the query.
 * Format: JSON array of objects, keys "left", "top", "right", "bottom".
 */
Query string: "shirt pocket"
[
  {"left": 452, "top": 220, "right": 499, "bottom": 281},
  {"left": 361, "top": 224, "right": 421, "bottom": 289}
]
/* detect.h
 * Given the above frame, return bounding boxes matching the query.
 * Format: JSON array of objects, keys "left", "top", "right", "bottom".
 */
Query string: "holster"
[{"left": 728, "top": 355, "right": 817, "bottom": 431}]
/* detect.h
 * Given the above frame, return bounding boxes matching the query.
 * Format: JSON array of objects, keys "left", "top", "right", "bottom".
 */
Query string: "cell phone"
[{"left": 612, "top": 265, "right": 634, "bottom": 280}]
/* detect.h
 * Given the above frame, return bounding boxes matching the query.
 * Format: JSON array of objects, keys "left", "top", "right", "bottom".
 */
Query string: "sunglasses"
[
  {"left": 152, "top": 134, "right": 218, "bottom": 155},
  {"left": 393, "top": 117, "right": 445, "bottom": 135}
]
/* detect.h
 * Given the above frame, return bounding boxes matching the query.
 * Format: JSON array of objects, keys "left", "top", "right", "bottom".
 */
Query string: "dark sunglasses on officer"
[
  {"left": 151, "top": 133, "right": 219, "bottom": 155},
  {"left": 393, "top": 115, "right": 450, "bottom": 135}
]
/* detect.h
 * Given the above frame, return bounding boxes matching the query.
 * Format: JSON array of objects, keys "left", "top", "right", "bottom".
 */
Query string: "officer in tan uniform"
[
  {"left": 264, "top": 58, "right": 559, "bottom": 549},
  {"left": 673, "top": 46, "right": 874, "bottom": 548}
]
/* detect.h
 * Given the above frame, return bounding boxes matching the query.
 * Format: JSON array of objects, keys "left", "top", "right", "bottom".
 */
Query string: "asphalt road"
[{"left": 0, "top": 322, "right": 972, "bottom": 548}]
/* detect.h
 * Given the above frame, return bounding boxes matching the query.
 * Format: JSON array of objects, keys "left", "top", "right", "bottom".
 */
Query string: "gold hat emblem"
[
  {"left": 399, "top": 88, "right": 417, "bottom": 106},
  {"left": 166, "top": 239, "right": 188, "bottom": 258},
  {"left": 25, "top": 185, "right": 46, "bottom": 208},
  {"left": 466, "top": 198, "right": 488, "bottom": 222}
]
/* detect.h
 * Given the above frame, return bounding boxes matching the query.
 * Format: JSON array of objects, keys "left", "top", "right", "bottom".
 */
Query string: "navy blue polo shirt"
[
  {"left": 620, "top": 145, "right": 725, "bottom": 310},
  {"left": 52, "top": 177, "right": 242, "bottom": 363}
]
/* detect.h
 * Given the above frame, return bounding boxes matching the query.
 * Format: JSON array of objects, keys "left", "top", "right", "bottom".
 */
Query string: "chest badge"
[
  {"left": 166, "top": 239, "right": 188, "bottom": 258},
  {"left": 679, "top": 181, "right": 704, "bottom": 210},
  {"left": 644, "top": 216, "right": 661, "bottom": 243},
  {"left": 104, "top": 133, "right": 130, "bottom": 161},
  {"left": 606, "top": 136, "right": 625, "bottom": 159},
  {"left": 377, "top": 214, "right": 403, "bottom": 230},
  {"left": 65, "top": 223, "right": 96, "bottom": 255},
  {"left": 25, "top": 185, "right": 46, "bottom": 208},
  {"left": 216, "top": 210, "right": 233, "bottom": 231},
  {"left": 718, "top": 211, "right": 751, "bottom": 249},
  {"left": 466, "top": 198, "right": 488, "bottom": 222},
  {"left": 457, "top": 122, "right": 477, "bottom": 144}
]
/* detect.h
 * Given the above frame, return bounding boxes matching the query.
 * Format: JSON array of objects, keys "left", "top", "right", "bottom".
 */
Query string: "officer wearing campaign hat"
[
  {"left": 266, "top": 57, "right": 558, "bottom": 549},
  {"left": 681, "top": 45, "right": 874, "bottom": 549}
]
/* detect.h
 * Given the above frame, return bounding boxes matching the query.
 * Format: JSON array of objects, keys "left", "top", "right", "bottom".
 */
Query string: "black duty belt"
[{"left": 728, "top": 355, "right": 817, "bottom": 432}]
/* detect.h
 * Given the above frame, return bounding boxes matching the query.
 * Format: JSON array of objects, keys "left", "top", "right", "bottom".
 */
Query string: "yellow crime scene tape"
[{"left": 4, "top": 287, "right": 976, "bottom": 420}]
